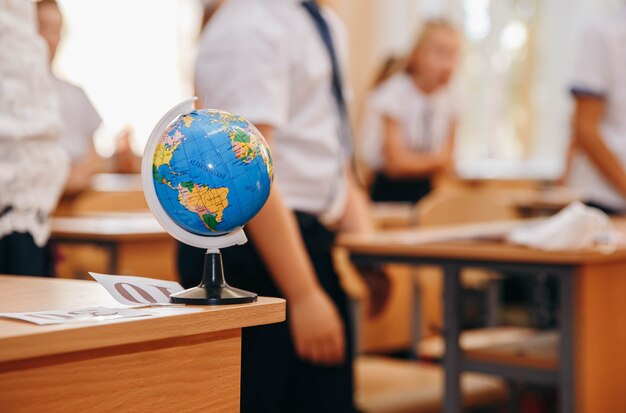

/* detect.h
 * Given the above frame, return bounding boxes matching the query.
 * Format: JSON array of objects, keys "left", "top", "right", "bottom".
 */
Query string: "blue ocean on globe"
[{"left": 152, "top": 109, "right": 273, "bottom": 236}]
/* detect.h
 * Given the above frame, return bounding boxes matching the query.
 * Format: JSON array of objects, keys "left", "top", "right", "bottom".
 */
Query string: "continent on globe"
[
  {"left": 177, "top": 181, "right": 229, "bottom": 232},
  {"left": 152, "top": 129, "right": 185, "bottom": 181},
  {"left": 182, "top": 115, "right": 194, "bottom": 128},
  {"left": 230, "top": 127, "right": 274, "bottom": 178},
  {"left": 151, "top": 108, "right": 273, "bottom": 236},
  {"left": 231, "top": 127, "right": 258, "bottom": 163}
]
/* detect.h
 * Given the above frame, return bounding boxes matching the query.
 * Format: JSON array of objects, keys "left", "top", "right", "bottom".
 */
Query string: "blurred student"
[
  {"left": 109, "top": 127, "right": 141, "bottom": 174},
  {"left": 185, "top": 0, "right": 372, "bottom": 411},
  {"left": 37, "top": 0, "right": 103, "bottom": 195},
  {"left": 0, "top": 0, "right": 68, "bottom": 276},
  {"left": 198, "top": 0, "right": 223, "bottom": 32},
  {"left": 362, "top": 20, "right": 460, "bottom": 203},
  {"left": 568, "top": 5, "right": 626, "bottom": 215}
]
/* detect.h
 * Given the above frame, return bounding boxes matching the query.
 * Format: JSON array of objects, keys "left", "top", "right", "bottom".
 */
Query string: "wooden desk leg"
[
  {"left": 442, "top": 264, "right": 462, "bottom": 413},
  {"left": 575, "top": 262, "right": 626, "bottom": 413},
  {"left": 558, "top": 269, "right": 575, "bottom": 413},
  {"left": 106, "top": 241, "right": 118, "bottom": 274}
]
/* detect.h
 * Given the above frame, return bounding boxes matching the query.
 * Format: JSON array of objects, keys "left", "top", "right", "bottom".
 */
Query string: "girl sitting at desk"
[{"left": 361, "top": 19, "right": 460, "bottom": 203}]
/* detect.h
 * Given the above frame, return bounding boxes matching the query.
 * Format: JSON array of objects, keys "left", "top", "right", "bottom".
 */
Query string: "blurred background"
[
  {"left": 7, "top": 1, "right": 623, "bottom": 412},
  {"left": 52, "top": 0, "right": 622, "bottom": 178}
]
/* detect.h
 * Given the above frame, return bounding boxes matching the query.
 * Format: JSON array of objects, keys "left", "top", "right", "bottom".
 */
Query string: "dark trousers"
[
  {"left": 177, "top": 212, "right": 355, "bottom": 413},
  {"left": 370, "top": 173, "right": 431, "bottom": 203},
  {"left": 0, "top": 232, "right": 54, "bottom": 277}
]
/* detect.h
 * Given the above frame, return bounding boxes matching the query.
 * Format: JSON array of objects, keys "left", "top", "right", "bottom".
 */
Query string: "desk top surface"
[
  {"left": 339, "top": 218, "right": 626, "bottom": 265},
  {"left": 371, "top": 202, "right": 416, "bottom": 229},
  {"left": 51, "top": 212, "right": 169, "bottom": 241},
  {"left": 510, "top": 187, "right": 581, "bottom": 209},
  {"left": 0, "top": 276, "right": 285, "bottom": 363},
  {"left": 90, "top": 173, "right": 143, "bottom": 192}
]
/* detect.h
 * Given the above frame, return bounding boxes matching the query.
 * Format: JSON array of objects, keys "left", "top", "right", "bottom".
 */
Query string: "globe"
[
  {"left": 151, "top": 108, "right": 273, "bottom": 237},
  {"left": 142, "top": 98, "right": 269, "bottom": 304},
  {"left": 141, "top": 98, "right": 274, "bottom": 305}
]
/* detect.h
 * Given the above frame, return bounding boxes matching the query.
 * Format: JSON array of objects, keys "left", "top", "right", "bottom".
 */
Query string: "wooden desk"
[
  {"left": 339, "top": 220, "right": 626, "bottom": 413},
  {"left": 0, "top": 276, "right": 285, "bottom": 412},
  {"left": 371, "top": 202, "right": 416, "bottom": 229},
  {"left": 54, "top": 174, "right": 147, "bottom": 216},
  {"left": 510, "top": 187, "right": 582, "bottom": 217},
  {"left": 51, "top": 213, "right": 177, "bottom": 280},
  {"left": 90, "top": 173, "right": 143, "bottom": 192}
]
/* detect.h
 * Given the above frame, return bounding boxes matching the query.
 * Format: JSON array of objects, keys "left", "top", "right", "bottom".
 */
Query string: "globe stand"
[
  {"left": 142, "top": 98, "right": 266, "bottom": 306},
  {"left": 169, "top": 250, "right": 257, "bottom": 305}
]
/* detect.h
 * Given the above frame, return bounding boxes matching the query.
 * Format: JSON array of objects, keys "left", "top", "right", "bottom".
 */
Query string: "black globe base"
[
  {"left": 169, "top": 284, "right": 257, "bottom": 305},
  {"left": 170, "top": 251, "right": 257, "bottom": 305}
]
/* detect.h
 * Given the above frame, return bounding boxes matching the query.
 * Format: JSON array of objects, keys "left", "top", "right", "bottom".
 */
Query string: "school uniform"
[
  {"left": 182, "top": 0, "right": 355, "bottom": 411},
  {"left": 361, "top": 72, "right": 457, "bottom": 203},
  {"left": 0, "top": 1, "right": 69, "bottom": 276},
  {"left": 54, "top": 77, "right": 101, "bottom": 163},
  {"left": 568, "top": 6, "right": 626, "bottom": 213}
]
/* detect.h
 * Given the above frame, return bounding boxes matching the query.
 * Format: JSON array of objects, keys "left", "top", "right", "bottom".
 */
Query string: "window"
[
  {"left": 54, "top": 0, "right": 201, "bottom": 157},
  {"left": 372, "top": 0, "right": 622, "bottom": 179}
]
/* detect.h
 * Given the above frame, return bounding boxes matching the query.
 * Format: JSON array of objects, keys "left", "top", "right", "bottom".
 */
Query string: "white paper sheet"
[
  {"left": 0, "top": 274, "right": 191, "bottom": 325},
  {"left": 0, "top": 306, "right": 154, "bottom": 325},
  {"left": 89, "top": 272, "right": 184, "bottom": 306}
]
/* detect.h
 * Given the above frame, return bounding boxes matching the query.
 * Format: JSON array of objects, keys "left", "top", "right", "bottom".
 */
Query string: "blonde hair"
[
  {"left": 406, "top": 18, "right": 458, "bottom": 76},
  {"left": 372, "top": 19, "right": 458, "bottom": 87},
  {"left": 372, "top": 55, "right": 406, "bottom": 87}
]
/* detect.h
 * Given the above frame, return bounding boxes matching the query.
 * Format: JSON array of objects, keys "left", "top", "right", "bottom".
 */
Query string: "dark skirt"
[
  {"left": 0, "top": 232, "right": 54, "bottom": 277},
  {"left": 370, "top": 172, "right": 432, "bottom": 203}
]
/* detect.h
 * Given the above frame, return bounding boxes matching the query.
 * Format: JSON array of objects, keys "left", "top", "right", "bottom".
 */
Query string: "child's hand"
[
  {"left": 435, "top": 150, "right": 452, "bottom": 173},
  {"left": 288, "top": 288, "right": 345, "bottom": 365}
]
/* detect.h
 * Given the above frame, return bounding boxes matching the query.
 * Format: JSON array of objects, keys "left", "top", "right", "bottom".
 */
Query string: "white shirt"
[
  {"left": 54, "top": 77, "right": 101, "bottom": 162},
  {"left": 360, "top": 73, "right": 457, "bottom": 171},
  {"left": 195, "top": 0, "right": 349, "bottom": 219},
  {"left": 0, "top": 0, "right": 69, "bottom": 246},
  {"left": 568, "top": 6, "right": 626, "bottom": 210}
]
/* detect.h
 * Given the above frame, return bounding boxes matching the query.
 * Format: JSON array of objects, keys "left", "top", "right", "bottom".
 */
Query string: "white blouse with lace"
[{"left": 0, "top": 0, "right": 69, "bottom": 246}]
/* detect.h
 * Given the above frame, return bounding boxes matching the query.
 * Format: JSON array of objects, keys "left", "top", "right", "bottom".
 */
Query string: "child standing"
[
  {"left": 0, "top": 0, "right": 68, "bottom": 276},
  {"left": 567, "top": 6, "right": 626, "bottom": 215},
  {"left": 184, "top": 0, "right": 372, "bottom": 411}
]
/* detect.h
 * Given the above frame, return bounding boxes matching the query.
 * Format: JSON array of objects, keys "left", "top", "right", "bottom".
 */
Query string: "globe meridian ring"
[{"left": 141, "top": 97, "right": 248, "bottom": 251}]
